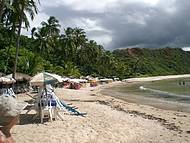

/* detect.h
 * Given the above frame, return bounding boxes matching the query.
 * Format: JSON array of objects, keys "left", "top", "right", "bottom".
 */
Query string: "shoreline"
[
  {"left": 104, "top": 74, "right": 190, "bottom": 113},
  {"left": 98, "top": 82, "right": 190, "bottom": 136},
  {"left": 13, "top": 75, "right": 190, "bottom": 143},
  {"left": 100, "top": 82, "right": 190, "bottom": 113},
  {"left": 123, "top": 74, "right": 190, "bottom": 82}
]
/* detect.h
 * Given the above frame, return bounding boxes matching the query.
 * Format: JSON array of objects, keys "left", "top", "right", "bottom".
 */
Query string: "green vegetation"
[
  {"left": 113, "top": 48, "right": 190, "bottom": 77},
  {"left": 0, "top": 1, "right": 190, "bottom": 79}
]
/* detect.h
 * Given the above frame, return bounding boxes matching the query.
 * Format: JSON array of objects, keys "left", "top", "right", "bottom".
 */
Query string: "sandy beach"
[{"left": 13, "top": 75, "right": 190, "bottom": 143}]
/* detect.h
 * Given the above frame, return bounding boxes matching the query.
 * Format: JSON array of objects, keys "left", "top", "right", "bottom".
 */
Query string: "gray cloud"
[
  {"left": 32, "top": 0, "right": 190, "bottom": 50},
  {"left": 103, "top": 0, "right": 190, "bottom": 49},
  {"left": 43, "top": 5, "right": 104, "bottom": 21}
]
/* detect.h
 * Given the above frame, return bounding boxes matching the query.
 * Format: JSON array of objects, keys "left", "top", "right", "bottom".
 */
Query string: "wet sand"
[{"left": 101, "top": 83, "right": 190, "bottom": 113}]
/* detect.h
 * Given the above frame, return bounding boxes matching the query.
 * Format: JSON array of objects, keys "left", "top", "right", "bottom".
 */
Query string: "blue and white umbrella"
[{"left": 30, "top": 72, "right": 63, "bottom": 87}]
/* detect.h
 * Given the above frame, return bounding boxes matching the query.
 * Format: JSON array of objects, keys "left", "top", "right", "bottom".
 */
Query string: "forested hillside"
[
  {"left": 0, "top": 0, "right": 190, "bottom": 79},
  {"left": 113, "top": 48, "right": 190, "bottom": 77}
]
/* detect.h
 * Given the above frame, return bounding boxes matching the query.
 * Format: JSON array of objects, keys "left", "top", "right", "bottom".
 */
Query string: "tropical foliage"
[
  {"left": 0, "top": 1, "right": 190, "bottom": 79},
  {"left": 113, "top": 48, "right": 190, "bottom": 77}
]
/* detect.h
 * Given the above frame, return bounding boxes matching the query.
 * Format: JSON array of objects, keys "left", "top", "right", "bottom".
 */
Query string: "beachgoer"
[{"left": 0, "top": 95, "right": 24, "bottom": 143}]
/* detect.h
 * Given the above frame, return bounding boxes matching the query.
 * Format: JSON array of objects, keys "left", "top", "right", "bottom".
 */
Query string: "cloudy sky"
[{"left": 23, "top": 0, "right": 190, "bottom": 50}]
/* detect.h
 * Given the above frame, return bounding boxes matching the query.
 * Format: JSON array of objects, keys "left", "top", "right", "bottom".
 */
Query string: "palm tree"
[
  {"left": 0, "top": 0, "right": 13, "bottom": 25},
  {"left": 57, "top": 27, "right": 76, "bottom": 62},
  {"left": 12, "top": 0, "right": 39, "bottom": 78},
  {"left": 33, "top": 27, "right": 50, "bottom": 57},
  {"left": 41, "top": 16, "right": 60, "bottom": 37},
  {"left": 73, "top": 27, "right": 87, "bottom": 49},
  {"left": 76, "top": 40, "right": 103, "bottom": 74},
  {"left": 0, "top": 0, "right": 5, "bottom": 23},
  {"left": 32, "top": 16, "right": 60, "bottom": 60},
  {"left": 60, "top": 27, "right": 87, "bottom": 63},
  {"left": 31, "top": 27, "right": 36, "bottom": 39}
]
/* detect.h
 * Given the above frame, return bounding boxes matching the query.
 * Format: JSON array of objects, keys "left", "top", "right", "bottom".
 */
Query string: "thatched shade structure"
[
  {"left": 4, "top": 73, "right": 31, "bottom": 94},
  {"left": 5, "top": 73, "right": 31, "bottom": 82},
  {"left": 0, "top": 77, "right": 16, "bottom": 84}
]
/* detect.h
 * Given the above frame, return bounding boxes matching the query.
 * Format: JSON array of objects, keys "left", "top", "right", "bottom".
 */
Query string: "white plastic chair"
[{"left": 38, "top": 89, "right": 57, "bottom": 123}]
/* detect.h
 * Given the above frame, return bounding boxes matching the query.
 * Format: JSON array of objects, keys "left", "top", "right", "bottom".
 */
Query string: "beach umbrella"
[
  {"left": 0, "top": 77, "right": 16, "bottom": 84},
  {"left": 30, "top": 72, "right": 63, "bottom": 87}
]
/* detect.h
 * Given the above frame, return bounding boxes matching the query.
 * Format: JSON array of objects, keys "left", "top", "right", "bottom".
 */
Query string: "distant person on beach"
[
  {"left": 0, "top": 95, "right": 24, "bottom": 143},
  {"left": 179, "top": 81, "right": 185, "bottom": 86}
]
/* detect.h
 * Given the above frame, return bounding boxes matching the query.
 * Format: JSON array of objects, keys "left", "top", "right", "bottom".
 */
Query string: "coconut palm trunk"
[
  {"left": 13, "top": 6, "right": 24, "bottom": 78},
  {"left": 0, "top": 0, "right": 5, "bottom": 23},
  {"left": 12, "top": 0, "right": 39, "bottom": 78}
]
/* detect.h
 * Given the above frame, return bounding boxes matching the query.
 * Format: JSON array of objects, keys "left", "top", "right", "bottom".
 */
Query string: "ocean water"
[{"left": 101, "top": 78, "right": 190, "bottom": 113}]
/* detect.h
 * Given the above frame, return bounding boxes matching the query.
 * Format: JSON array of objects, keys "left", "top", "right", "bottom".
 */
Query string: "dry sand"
[{"left": 13, "top": 75, "right": 190, "bottom": 143}]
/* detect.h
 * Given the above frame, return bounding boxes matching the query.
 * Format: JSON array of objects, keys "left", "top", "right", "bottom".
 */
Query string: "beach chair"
[
  {"left": 37, "top": 85, "right": 87, "bottom": 122},
  {"left": 38, "top": 89, "right": 57, "bottom": 123}
]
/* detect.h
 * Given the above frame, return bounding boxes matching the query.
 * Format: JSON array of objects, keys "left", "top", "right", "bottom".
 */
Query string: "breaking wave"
[{"left": 139, "top": 86, "right": 190, "bottom": 99}]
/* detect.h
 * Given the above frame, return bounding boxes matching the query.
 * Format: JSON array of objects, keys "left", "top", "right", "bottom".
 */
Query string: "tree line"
[{"left": 0, "top": 0, "right": 190, "bottom": 79}]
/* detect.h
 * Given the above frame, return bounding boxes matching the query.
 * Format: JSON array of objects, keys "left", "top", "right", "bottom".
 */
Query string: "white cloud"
[
  {"left": 144, "top": 0, "right": 159, "bottom": 6},
  {"left": 40, "top": 0, "right": 63, "bottom": 7},
  {"left": 40, "top": 0, "right": 161, "bottom": 12},
  {"left": 90, "top": 35, "right": 112, "bottom": 48},
  {"left": 21, "top": 12, "right": 49, "bottom": 36},
  {"left": 68, "top": 18, "right": 110, "bottom": 33},
  {"left": 63, "top": 18, "right": 112, "bottom": 48},
  {"left": 59, "top": 0, "right": 118, "bottom": 12},
  {"left": 182, "top": 47, "right": 190, "bottom": 51}
]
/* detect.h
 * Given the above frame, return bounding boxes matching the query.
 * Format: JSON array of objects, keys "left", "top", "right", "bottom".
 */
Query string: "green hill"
[{"left": 113, "top": 47, "right": 190, "bottom": 77}]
